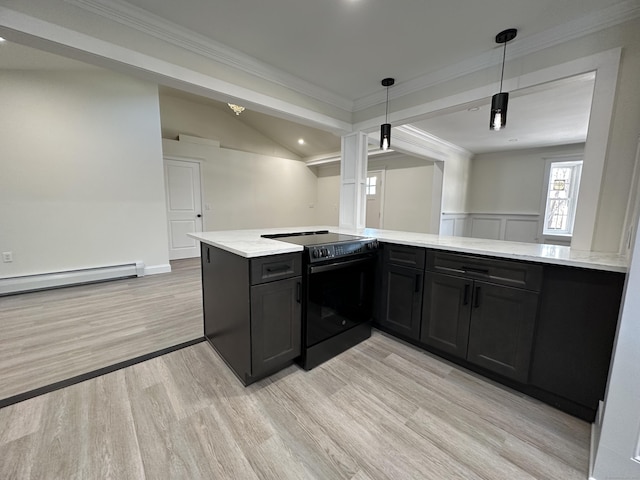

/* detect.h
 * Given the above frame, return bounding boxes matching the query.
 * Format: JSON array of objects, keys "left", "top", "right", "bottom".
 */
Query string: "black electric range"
[{"left": 262, "top": 230, "right": 380, "bottom": 369}]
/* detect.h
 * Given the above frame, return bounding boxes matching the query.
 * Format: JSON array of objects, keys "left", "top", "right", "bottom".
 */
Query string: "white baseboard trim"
[
  {"left": 0, "top": 262, "right": 145, "bottom": 295},
  {"left": 144, "top": 264, "right": 172, "bottom": 276}
]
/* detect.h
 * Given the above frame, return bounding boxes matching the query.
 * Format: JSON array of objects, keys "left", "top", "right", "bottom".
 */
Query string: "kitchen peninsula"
[{"left": 190, "top": 227, "right": 627, "bottom": 421}]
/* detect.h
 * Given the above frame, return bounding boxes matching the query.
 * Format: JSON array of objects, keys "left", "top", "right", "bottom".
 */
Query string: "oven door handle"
[{"left": 309, "top": 256, "right": 374, "bottom": 274}]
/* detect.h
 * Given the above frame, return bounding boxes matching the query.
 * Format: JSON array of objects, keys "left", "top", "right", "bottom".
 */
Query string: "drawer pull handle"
[
  {"left": 464, "top": 266, "right": 490, "bottom": 275},
  {"left": 474, "top": 286, "right": 481, "bottom": 308},
  {"left": 415, "top": 273, "right": 422, "bottom": 293},
  {"left": 266, "top": 265, "right": 291, "bottom": 274},
  {"left": 463, "top": 284, "right": 470, "bottom": 305},
  {"left": 296, "top": 282, "right": 301, "bottom": 303}
]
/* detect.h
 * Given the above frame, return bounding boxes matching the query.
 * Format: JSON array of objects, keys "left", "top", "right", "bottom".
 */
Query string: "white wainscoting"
[
  {"left": 440, "top": 213, "right": 469, "bottom": 237},
  {"left": 470, "top": 214, "right": 540, "bottom": 243},
  {"left": 442, "top": 213, "right": 541, "bottom": 243}
]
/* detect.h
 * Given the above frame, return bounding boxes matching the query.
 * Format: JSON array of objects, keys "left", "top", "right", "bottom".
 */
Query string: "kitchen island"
[{"left": 190, "top": 227, "right": 627, "bottom": 420}]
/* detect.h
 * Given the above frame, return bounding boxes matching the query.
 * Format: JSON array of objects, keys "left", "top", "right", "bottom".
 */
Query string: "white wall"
[
  {"left": 592, "top": 205, "right": 640, "bottom": 479},
  {"left": 370, "top": 157, "right": 435, "bottom": 233},
  {"left": 315, "top": 155, "right": 438, "bottom": 233},
  {"left": 441, "top": 153, "right": 472, "bottom": 214},
  {"left": 0, "top": 70, "right": 170, "bottom": 278},
  {"left": 162, "top": 139, "right": 319, "bottom": 230},
  {"left": 315, "top": 164, "right": 341, "bottom": 226},
  {"left": 467, "top": 144, "right": 585, "bottom": 214}
]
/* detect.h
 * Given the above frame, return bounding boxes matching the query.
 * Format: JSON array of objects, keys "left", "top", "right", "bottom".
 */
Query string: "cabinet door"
[
  {"left": 250, "top": 277, "right": 302, "bottom": 377},
  {"left": 379, "top": 264, "right": 423, "bottom": 339},
  {"left": 466, "top": 282, "right": 538, "bottom": 382},
  {"left": 420, "top": 272, "right": 471, "bottom": 358},
  {"left": 530, "top": 266, "right": 624, "bottom": 410}
]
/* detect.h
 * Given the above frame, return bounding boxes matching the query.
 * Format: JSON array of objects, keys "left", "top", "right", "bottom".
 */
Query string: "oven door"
[{"left": 305, "top": 254, "right": 376, "bottom": 347}]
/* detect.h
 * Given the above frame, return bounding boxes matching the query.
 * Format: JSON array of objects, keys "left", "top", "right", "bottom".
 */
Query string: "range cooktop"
[
  {"left": 261, "top": 230, "right": 378, "bottom": 262},
  {"left": 262, "top": 230, "right": 365, "bottom": 247}
]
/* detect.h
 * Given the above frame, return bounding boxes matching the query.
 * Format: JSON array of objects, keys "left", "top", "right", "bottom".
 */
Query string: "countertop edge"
[
  {"left": 378, "top": 239, "right": 627, "bottom": 273},
  {"left": 188, "top": 230, "right": 628, "bottom": 273}
]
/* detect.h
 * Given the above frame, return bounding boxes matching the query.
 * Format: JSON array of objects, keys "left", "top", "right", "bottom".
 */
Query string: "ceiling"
[
  {"left": 412, "top": 73, "right": 595, "bottom": 154},
  {"left": 1, "top": 0, "right": 626, "bottom": 158},
  {"left": 122, "top": 0, "right": 621, "bottom": 102}
]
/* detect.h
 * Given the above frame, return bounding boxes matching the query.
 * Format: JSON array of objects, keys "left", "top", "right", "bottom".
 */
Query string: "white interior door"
[
  {"left": 365, "top": 170, "right": 384, "bottom": 229},
  {"left": 163, "top": 158, "right": 203, "bottom": 260}
]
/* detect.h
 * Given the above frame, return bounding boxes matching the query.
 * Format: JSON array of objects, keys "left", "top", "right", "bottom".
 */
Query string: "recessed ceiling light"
[
  {"left": 0, "top": 37, "right": 6, "bottom": 43},
  {"left": 508, "top": 138, "right": 518, "bottom": 142},
  {"left": 298, "top": 138, "right": 305, "bottom": 145},
  {"left": 468, "top": 106, "right": 480, "bottom": 112}
]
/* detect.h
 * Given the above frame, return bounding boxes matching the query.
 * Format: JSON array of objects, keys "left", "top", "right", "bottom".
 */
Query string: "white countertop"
[{"left": 189, "top": 226, "right": 628, "bottom": 273}]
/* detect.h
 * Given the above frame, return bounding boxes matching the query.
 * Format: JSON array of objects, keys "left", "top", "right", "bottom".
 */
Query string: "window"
[
  {"left": 543, "top": 160, "right": 583, "bottom": 236},
  {"left": 366, "top": 175, "right": 377, "bottom": 196}
]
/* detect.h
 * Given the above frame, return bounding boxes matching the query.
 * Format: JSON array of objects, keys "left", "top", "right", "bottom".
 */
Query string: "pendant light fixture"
[
  {"left": 490, "top": 28, "right": 517, "bottom": 131},
  {"left": 380, "top": 77, "right": 395, "bottom": 150}
]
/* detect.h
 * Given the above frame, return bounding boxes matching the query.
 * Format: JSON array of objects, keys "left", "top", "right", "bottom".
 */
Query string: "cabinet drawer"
[
  {"left": 383, "top": 244, "right": 426, "bottom": 269},
  {"left": 427, "top": 251, "right": 542, "bottom": 292},
  {"left": 251, "top": 254, "right": 302, "bottom": 285}
]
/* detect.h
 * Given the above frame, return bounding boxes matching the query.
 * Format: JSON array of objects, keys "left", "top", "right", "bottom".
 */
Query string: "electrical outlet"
[{"left": 2, "top": 251, "right": 13, "bottom": 263}]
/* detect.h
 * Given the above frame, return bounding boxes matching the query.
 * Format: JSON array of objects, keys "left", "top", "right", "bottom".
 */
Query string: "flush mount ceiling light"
[
  {"left": 490, "top": 28, "right": 517, "bottom": 131},
  {"left": 0, "top": 37, "right": 6, "bottom": 43},
  {"left": 380, "top": 77, "right": 395, "bottom": 150},
  {"left": 228, "top": 103, "right": 245, "bottom": 115}
]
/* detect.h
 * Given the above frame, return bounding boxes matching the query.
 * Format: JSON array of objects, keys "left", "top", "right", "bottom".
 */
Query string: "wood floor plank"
[
  {"left": 180, "top": 407, "right": 261, "bottom": 480},
  {"left": 329, "top": 383, "right": 485, "bottom": 480},
  {"left": 82, "top": 370, "right": 146, "bottom": 480},
  {"left": 406, "top": 406, "right": 537, "bottom": 480},
  {"left": 125, "top": 380, "right": 201, "bottom": 479}
]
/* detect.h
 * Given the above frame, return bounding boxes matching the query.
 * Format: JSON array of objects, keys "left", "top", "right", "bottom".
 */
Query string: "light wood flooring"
[
  {"left": 1, "top": 331, "right": 590, "bottom": 479},
  {"left": 0, "top": 259, "right": 203, "bottom": 401}
]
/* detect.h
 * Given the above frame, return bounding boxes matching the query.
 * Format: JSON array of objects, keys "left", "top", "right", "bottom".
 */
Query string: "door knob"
[{"left": 197, "top": 214, "right": 202, "bottom": 218}]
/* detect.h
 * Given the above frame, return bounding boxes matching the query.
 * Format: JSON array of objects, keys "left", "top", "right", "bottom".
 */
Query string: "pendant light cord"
[
  {"left": 499, "top": 40, "right": 507, "bottom": 93},
  {"left": 385, "top": 85, "right": 389, "bottom": 123}
]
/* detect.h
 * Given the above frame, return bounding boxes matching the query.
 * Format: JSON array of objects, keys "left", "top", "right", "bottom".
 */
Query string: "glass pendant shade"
[
  {"left": 490, "top": 92, "right": 509, "bottom": 131},
  {"left": 380, "top": 123, "right": 391, "bottom": 150}
]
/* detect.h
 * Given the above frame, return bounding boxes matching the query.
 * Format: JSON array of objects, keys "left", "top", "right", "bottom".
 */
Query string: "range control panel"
[{"left": 308, "top": 239, "right": 379, "bottom": 263}]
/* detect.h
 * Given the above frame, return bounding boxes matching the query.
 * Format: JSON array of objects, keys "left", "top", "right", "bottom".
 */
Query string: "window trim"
[{"left": 540, "top": 155, "right": 583, "bottom": 240}]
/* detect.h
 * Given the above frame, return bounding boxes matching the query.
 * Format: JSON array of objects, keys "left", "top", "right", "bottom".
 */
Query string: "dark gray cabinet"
[
  {"left": 465, "top": 282, "right": 538, "bottom": 382},
  {"left": 421, "top": 252, "right": 542, "bottom": 383},
  {"left": 378, "top": 245, "right": 425, "bottom": 340},
  {"left": 201, "top": 244, "right": 302, "bottom": 385},
  {"left": 529, "top": 265, "right": 624, "bottom": 416},
  {"left": 420, "top": 272, "right": 471, "bottom": 357},
  {"left": 250, "top": 278, "right": 301, "bottom": 377}
]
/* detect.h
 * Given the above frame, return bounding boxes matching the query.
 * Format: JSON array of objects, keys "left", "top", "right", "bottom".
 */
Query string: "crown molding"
[
  {"left": 392, "top": 125, "right": 472, "bottom": 162},
  {"left": 64, "top": 0, "right": 354, "bottom": 112},
  {"left": 396, "top": 125, "right": 472, "bottom": 158},
  {"left": 353, "top": 0, "right": 640, "bottom": 111}
]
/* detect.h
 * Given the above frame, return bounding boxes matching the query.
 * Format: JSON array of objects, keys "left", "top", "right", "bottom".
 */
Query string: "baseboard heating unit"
[{"left": 0, "top": 262, "right": 145, "bottom": 296}]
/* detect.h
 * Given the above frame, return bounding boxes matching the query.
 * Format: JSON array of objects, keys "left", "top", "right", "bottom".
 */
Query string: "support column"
[{"left": 339, "top": 132, "right": 369, "bottom": 230}]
